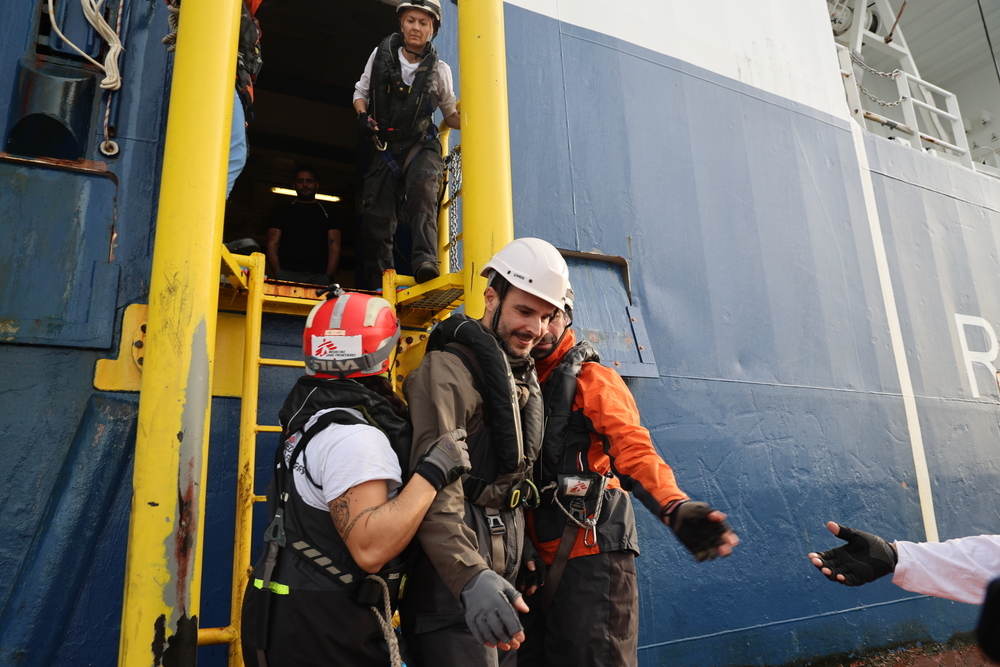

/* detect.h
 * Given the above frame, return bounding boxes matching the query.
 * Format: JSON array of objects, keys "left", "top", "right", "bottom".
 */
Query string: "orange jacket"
[{"left": 528, "top": 329, "right": 688, "bottom": 563}]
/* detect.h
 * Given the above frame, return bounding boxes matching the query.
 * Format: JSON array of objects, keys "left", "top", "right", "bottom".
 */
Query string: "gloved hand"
[
  {"left": 413, "top": 428, "right": 470, "bottom": 491},
  {"left": 517, "top": 539, "right": 546, "bottom": 595},
  {"left": 978, "top": 577, "right": 1000, "bottom": 661},
  {"left": 358, "top": 111, "right": 378, "bottom": 137},
  {"left": 461, "top": 569, "right": 524, "bottom": 647},
  {"left": 808, "top": 521, "right": 897, "bottom": 586},
  {"left": 664, "top": 500, "right": 736, "bottom": 562}
]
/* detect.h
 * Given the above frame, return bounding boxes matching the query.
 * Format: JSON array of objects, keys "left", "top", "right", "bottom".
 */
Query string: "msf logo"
[{"left": 955, "top": 314, "right": 1000, "bottom": 398}]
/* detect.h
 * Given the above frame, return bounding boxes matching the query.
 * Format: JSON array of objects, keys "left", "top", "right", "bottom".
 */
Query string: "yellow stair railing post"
[
  {"left": 227, "top": 251, "right": 267, "bottom": 666},
  {"left": 117, "top": 0, "right": 241, "bottom": 664},
  {"left": 457, "top": 0, "right": 514, "bottom": 318}
]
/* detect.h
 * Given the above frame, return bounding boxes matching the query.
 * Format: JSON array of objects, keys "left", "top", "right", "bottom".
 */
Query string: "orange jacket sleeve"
[{"left": 575, "top": 362, "right": 688, "bottom": 516}]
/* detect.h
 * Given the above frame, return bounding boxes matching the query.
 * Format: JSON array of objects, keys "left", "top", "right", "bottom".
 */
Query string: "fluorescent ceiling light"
[{"left": 271, "top": 187, "right": 340, "bottom": 202}]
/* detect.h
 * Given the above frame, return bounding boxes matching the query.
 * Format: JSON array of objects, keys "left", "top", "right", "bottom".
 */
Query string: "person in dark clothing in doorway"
[
  {"left": 266, "top": 166, "right": 341, "bottom": 284},
  {"left": 353, "top": 0, "right": 460, "bottom": 289}
]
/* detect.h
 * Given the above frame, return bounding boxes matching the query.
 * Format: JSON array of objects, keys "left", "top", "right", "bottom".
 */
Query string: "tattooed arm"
[{"left": 328, "top": 475, "right": 436, "bottom": 573}]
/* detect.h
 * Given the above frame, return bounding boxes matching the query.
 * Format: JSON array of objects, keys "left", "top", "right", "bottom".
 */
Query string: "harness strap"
[
  {"left": 255, "top": 538, "right": 281, "bottom": 667},
  {"left": 484, "top": 507, "right": 506, "bottom": 576},
  {"left": 539, "top": 520, "right": 578, "bottom": 615}
]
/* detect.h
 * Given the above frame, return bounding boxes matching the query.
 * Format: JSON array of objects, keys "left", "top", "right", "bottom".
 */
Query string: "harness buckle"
[{"left": 486, "top": 512, "right": 506, "bottom": 535}]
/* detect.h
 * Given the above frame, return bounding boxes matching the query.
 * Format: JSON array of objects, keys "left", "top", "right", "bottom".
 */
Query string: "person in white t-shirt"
[
  {"left": 242, "top": 289, "right": 471, "bottom": 667},
  {"left": 807, "top": 521, "right": 1000, "bottom": 660},
  {"left": 353, "top": 0, "right": 460, "bottom": 288}
]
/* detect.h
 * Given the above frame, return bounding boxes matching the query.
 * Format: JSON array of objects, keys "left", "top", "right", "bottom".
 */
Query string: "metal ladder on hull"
[
  {"left": 198, "top": 130, "right": 466, "bottom": 666},
  {"left": 832, "top": 0, "right": 973, "bottom": 167}
]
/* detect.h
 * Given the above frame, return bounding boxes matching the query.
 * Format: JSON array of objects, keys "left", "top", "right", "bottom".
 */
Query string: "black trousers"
[
  {"left": 517, "top": 551, "right": 639, "bottom": 667},
  {"left": 361, "top": 137, "right": 444, "bottom": 288}
]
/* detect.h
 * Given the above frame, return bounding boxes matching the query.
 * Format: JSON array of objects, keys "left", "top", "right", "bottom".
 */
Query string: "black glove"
[
  {"left": 413, "top": 428, "right": 470, "bottom": 491},
  {"left": 461, "top": 570, "right": 524, "bottom": 646},
  {"left": 813, "top": 524, "right": 897, "bottom": 586},
  {"left": 358, "top": 111, "right": 378, "bottom": 137},
  {"left": 978, "top": 577, "right": 1000, "bottom": 661},
  {"left": 517, "top": 539, "right": 546, "bottom": 593},
  {"left": 665, "top": 500, "right": 734, "bottom": 562}
]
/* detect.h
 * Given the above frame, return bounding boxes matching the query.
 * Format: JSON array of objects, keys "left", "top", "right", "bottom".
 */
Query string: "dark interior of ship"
[{"left": 222, "top": 0, "right": 398, "bottom": 288}]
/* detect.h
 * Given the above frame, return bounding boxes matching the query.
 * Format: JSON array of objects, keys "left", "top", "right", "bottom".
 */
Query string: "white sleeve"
[
  {"left": 892, "top": 535, "right": 1000, "bottom": 604},
  {"left": 435, "top": 61, "right": 457, "bottom": 118},
  {"left": 354, "top": 48, "right": 378, "bottom": 105}
]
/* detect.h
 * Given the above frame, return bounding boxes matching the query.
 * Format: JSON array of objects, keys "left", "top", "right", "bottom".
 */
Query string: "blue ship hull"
[{"left": 1, "top": 1, "right": 996, "bottom": 665}]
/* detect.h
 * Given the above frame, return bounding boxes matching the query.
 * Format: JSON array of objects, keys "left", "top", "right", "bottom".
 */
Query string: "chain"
[
  {"left": 849, "top": 52, "right": 907, "bottom": 107},
  {"left": 445, "top": 145, "right": 462, "bottom": 274}
]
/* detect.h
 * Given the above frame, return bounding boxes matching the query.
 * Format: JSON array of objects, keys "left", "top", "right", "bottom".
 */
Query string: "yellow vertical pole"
[
  {"left": 457, "top": 0, "right": 514, "bottom": 318},
  {"left": 118, "top": 0, "right": 241, "bottom": 664},
  {"left": 228, "top": 252, "right": 266, "bottom": 667}
]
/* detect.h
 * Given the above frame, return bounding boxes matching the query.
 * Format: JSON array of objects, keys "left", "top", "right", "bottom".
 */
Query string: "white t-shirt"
[
  {"left": 892, "top": 534, "right": 1000, "bottom": 604},
  {"left": 283, "top": 407, "right": 403, "bottom": 512},
  {"left": 353, "top": 46, "right": 458, "bottom": 119}
]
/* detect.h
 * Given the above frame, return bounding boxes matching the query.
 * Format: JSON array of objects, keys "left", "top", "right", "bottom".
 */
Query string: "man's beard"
[{"left": 495, "top": 319, "right": 535, "bottom": 359}]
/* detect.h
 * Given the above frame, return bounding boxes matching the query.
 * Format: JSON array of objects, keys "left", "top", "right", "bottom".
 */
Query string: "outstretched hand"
[
  {"left": 664, "top": 501, "right": 740, "bottom": 562},
  {"left": 808, "top": 521, "right": 897, "bottom": 586}
]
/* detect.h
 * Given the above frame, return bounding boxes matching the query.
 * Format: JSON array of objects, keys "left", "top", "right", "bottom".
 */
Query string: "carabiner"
[{"left": 583, "top": 524, "right": 597, "bottom": 548}]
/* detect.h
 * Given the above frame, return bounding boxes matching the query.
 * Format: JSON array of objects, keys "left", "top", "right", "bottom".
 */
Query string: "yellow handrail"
[{"left": 118, "top": 0, "right": 241, "bottom": 664}]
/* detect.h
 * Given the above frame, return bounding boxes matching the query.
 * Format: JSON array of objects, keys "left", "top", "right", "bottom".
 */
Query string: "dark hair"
[
  {"left": 356, "top": 375, "right": 409, "bottom": 420},
  {"left": 294, "top": 164, "right": 318, "bottom": 180}
]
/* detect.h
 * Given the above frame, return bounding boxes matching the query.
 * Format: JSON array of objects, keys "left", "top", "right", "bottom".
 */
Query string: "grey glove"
[
  {"left": 665, "top": 500, "right": 734, "bottom": 562},
  {"left": 461, "top": 569, "right": 524, "bottom": 646},
  {"left": 813, "top": 524, "right": 897, "bottom": 586},
  {"left": 413, "top": 428, "right": 470, "bottom": 491}
]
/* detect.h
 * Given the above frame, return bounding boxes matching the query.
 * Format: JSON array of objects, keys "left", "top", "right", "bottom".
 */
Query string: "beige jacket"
[{"left": 404, "top": 340, "right": 539, "bottom": 598}]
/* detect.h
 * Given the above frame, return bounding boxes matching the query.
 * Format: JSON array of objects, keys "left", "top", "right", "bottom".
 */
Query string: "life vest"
[
  {"left": 425, "top": 314, "right": 543, "bottom": 508},
  {"left": 538, "top": 340, "right": 601, "bottom": 485},
  {"left": 369, "top": 33, "right": 439, "bottom": 144},
  {"left": 236, "top": 0, "right": 263, "bottom": 119},
  {"left": 248, "top": 377, "right": 413, "bottom": 658}
]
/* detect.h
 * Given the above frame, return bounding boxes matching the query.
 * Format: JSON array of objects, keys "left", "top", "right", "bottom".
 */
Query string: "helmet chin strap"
[{"left": 489, "top": 279, "right": 510, "bottom": 339}]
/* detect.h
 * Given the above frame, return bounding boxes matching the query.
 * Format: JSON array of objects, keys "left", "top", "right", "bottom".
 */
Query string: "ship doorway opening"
[{"left": 222, "top": 0, "right": 398, "bottom": 289}]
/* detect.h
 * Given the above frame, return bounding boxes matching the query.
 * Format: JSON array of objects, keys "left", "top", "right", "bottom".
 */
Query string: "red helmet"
[{"left": 303, "top": 291, "right": 400, "bottom": 379}]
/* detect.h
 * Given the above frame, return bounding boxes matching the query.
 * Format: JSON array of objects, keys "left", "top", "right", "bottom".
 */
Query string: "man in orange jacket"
[{"left": 517, "top": 289, "right": 740, "bottom": 667}]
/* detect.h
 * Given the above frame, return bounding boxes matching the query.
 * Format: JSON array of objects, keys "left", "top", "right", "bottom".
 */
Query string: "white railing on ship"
[{"left": 835, "top": 44, "right": 974, "bottom": 170}]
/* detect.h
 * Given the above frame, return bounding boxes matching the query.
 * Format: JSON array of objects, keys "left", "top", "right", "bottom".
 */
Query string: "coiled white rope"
[
  {"left": 46, "top": 0, "right": 125, "bottom": 91},
  {"left": 367, "top": 575, "right": 403, "bottom": 667}
]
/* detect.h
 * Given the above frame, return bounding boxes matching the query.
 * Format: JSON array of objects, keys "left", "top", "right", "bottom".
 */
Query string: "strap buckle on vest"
[
  {"left": 485, "top": 507, "right": 506, "bottom": 535},
  {"left": 263, "top": 508, "right": 287, "bottom": 547}
]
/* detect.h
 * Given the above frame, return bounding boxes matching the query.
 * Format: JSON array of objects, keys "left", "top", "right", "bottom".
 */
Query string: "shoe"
[{"left": 414, "top": 262, "right": 440, "bottom": 284}]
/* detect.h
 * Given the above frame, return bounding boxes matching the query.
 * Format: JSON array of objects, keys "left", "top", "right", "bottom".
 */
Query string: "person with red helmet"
[
  {"left": 241, "top": 288, "right": 472, "bottom": 667},
  {"left": 399, "top": 238, "right": 570, "bottom": 666}
]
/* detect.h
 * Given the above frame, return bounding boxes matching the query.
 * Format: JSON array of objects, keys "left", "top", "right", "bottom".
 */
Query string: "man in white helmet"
[
  {"left": 400, "top": 238, "right": 570, "bottom": 666},
  {"left": 353, "top": 0, "right": 460, "bottom": 288}
]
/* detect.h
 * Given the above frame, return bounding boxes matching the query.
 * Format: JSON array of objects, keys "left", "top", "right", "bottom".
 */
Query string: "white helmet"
[
  {"left": 397, "top": 0, "right": 442, "bottom": 33},
  {"left": 481, "top": 238, "right": 570, "bottom": 311}
]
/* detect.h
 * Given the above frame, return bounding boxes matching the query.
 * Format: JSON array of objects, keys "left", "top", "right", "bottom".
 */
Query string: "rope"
[
  {"left": 46, "top": 0, "right": 125, "bottom": 90},
  {"left": 99, "top": 0, "right": 126, "bottom": 156},
  {"left": 540, "top": 478, "right": 607, "bottom": 547},
  {"left": 162, "top": 0, "right": 180, "bottom": 52},
  {"left": 849, "top": 51, "right": 906, "bottom": 107},
  {"left": 367, "top": 574, "right": 402, "bottom": 667}
]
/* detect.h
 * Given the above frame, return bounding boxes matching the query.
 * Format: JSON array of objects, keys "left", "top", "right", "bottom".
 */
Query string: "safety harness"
[
  {"left": 236, "top": 0, "right": 263, "bottom": 119},
  {"left": 253, "top": 378, "right": 412, "bottom": 667},
  {"left": 535, "top": 340, "right": 610, "bottom": 614},
  {"left": 425, "top": 314, "right": 544, "bottom": 575},
  {"left": 368, "top": 33, "right": 440, "bottom": 178}
]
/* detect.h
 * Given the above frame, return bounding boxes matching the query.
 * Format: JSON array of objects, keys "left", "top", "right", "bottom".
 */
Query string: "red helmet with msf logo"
[{"left": 303, "top": 289, "right": 400, "bottom": 379}]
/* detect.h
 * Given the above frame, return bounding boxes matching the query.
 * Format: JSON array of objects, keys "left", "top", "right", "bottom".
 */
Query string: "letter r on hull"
[{"left": 955, "top": 314, "right": 999, "bottom": 398}]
